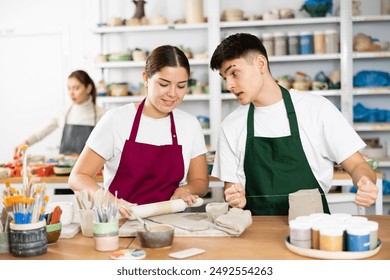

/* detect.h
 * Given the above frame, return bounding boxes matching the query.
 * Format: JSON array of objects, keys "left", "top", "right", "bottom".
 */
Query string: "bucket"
[{"left": 9, "top": 220, "right": 47, "bottom": 257}]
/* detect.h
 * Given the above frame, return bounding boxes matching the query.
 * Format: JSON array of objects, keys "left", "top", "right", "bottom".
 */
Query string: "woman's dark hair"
[
  {"left": 68, "top": 70, "right": 97, "bottom": 104},
  {"left": 210, "top": 33, "right": 269, "bottom": 71},
  {"left": 145, "top": 45, "right": 190, "bottom": 78}
]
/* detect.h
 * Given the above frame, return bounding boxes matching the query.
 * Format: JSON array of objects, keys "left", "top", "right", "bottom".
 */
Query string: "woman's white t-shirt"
[{"left": 86, "top": 103, "right": 207, "bottom": 188}]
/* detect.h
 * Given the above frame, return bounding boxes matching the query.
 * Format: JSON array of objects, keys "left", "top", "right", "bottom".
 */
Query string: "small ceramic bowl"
[
  {"left": 46, "top": 222, "right": 62, "bottom": 244},
  {"left": 137, "top": 224, "right": 174, "bottom": 248},
  {"left": 53, "top": 165, "right": 73, "bottom": 176}
]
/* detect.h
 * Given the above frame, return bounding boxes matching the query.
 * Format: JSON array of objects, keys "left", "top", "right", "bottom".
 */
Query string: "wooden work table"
[{"left": 1, "top": 215, "right": 389, "bottom": 260}]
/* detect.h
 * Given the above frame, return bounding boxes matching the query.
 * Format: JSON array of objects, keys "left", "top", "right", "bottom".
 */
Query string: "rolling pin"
[{"left": 128, "top": 198, "right": 204, "bottom": 220}]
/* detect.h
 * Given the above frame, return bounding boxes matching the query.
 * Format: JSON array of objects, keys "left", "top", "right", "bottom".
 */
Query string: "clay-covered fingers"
[
  {"left": 224, "top": 184, "right": 246, "bottom": 208},
  {"left": 355, "top": 176, "right": 378, "bottom": 207}
]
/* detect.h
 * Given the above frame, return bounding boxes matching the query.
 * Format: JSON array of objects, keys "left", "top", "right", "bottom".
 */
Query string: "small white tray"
[{"left": 285, "top": 236, "right": 381, "bottom": 260}]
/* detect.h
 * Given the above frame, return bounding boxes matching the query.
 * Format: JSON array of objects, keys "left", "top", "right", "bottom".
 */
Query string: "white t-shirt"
[
  {"left": 211, "top": 89, "right": 366, "bottom": 193},
  {"left": 86, "top": 103, "right": 207, "bottom": 188},
  {"left": 26, "top": 96, "right": 106, "bottom": 146}
]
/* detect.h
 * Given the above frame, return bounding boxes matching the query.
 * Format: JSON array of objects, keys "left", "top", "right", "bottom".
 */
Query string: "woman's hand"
[
  {"left": 13, "top": 141, "right": 29, "bottom": 159},
  {"left": 171, "top": 187, "right": 199, "bottom": 206},
  {"left": 224, "top": 183, "right": 246, "bottom": 209},
  {"left": 117, "top": 198, "right": 138, "bottom": 219}
]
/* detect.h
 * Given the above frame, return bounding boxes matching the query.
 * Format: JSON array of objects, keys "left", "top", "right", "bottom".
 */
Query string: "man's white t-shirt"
[
  {"left": 87, "top": 103, "right": 207, "bottom": 188},
  {"left": 211, "top": 89, "right": 366, "bottom": 193}
]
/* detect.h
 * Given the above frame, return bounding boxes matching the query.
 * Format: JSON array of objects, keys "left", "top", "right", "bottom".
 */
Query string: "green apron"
[{"left": 243, "top": 85, "right": 330, "bottom": 215}]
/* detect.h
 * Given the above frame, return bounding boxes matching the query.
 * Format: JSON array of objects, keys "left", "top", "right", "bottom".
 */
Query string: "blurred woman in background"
[{"left": 13, "top": 70, "right": 106, "bottom": 158}]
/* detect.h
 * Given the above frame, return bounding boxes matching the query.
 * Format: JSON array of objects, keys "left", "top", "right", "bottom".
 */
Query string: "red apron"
[{"left": 108, "top": 99, "right": 185, "bottom": 204}]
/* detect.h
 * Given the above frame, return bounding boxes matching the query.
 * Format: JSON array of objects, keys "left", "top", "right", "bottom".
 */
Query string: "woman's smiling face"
[{"left": 144, "top": 66, "right": 189, "bottom": 118}]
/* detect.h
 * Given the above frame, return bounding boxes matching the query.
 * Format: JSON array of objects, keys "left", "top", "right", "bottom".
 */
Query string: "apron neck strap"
[
  {"left": 130, "top": 98, "right": 178, "bottom": 145},
  {"left": 247, "top": 85, "right": 299, "bottom": 138},
  {"left": 280, "top": 85, "right": 299, "bottom": 136}
]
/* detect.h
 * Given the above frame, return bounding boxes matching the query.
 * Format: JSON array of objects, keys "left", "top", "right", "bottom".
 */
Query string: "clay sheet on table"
[
  {"left": 119, "top": 212, "right": 231, "bottom": 237},
  {"left": 60, "top": 223, "right": 81, "bottom": 239}
]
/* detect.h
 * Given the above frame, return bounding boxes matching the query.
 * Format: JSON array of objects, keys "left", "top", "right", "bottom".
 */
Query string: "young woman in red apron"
[{"left": 69, "top": 45, "right": 209, "bottom": 216}]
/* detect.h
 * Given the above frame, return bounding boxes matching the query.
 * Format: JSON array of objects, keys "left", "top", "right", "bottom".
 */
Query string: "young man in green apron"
[{"left": 210, "top": 33, "right": 378, "bottom": 215}]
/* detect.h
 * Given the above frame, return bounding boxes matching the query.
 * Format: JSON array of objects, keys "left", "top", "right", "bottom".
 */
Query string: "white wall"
[{"left": 0, "top": 0, "right": 96, "bottom": 162}]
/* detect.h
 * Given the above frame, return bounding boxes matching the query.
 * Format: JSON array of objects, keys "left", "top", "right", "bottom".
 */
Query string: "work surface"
[{"left": 1, "top": 215, "right": 389, "bottom": 260}]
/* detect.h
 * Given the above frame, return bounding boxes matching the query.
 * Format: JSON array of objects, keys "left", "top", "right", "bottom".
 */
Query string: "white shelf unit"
[
  {"left": 351, "top": 10, "right": 390, "bottom": 190},
  {"left": 92, "top": 0, "right": 390, "bottom": 164},
  {"left": 93, "top": 0, "right": 213, "bottom": 144}
]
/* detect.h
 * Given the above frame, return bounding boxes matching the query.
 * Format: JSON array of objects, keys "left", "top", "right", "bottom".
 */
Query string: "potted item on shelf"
[
  {"left": 353, "top": 103, "right": 390, "bottom": 123},
  {"left": 276, "top": 75, "right": 294, "bottom": 89},
  {"left": 328, "top": 70, "right": 341, "bottom": 89},
  {"left": 362, "top": 138, "right": 387, "bottom": 160},
  {"left": 300, "top": 0, "right": 333, "bottom": 17},
  {"left": 221, "top": 9, "right": 244, "bottom": 22},
  {"left": 95, "top": 54, "right": 108, "bottom": 63},
  {"left": 353, "top": 33, "right": 381, "bottom": 52},
  {"left": 149, "top": 15, "right": 168, "bottom": 25},
  {"left": 110, "top": 83, "right": 129, "bottom": 96},
  {"left": 107, "top": 17, "right": 124, "bottom": 27},
  {"left": 293, "top": 71, "right": 312, "bottom": 91},
  {"left": 185, "top": 0, "right": 204, "bottom": 23},
  {"left": 97, "top": 80, "right": 108, "bottom": 96},
  {"left": 132, "top": 49, "right": 148, "bottom": 61},
  {"left": 353, "top": 70, "right": 390, "bottom": 88},
  {"left": 108, "top": 52, "right": 132, "bottom": 62}
]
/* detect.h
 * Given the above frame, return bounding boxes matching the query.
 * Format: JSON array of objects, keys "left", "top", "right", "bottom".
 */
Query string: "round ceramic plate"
[{"left": 285, "top": 236, "right": 381, "bottom": 260}]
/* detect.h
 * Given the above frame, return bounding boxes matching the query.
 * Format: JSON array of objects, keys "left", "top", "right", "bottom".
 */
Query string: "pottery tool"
[
  {"left": 127, "top": 198, "right": 204, "bottom": 220},
  {"left": 130, "top": 208, "right": 151, "bottom": 232},
  {"left": 92, "top": 188, "right": 118, "bottom": 223},
  {"left": 20, "top": 144, "right": 30, "bottom": 197}
]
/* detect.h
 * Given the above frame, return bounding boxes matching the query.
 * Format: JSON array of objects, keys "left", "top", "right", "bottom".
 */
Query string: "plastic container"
[
  {"left": 79, "top": 209, "right": 94, "bottom": 237},
  {"left": 313, "top": 30, "right": 325, "bottom": 54},
  {"left": 365, "top": 221, "right": 379, "bottom": 250},
  {"left": 289, "top": 219, "right": 312, "bottom": 249},
  {"left": 325, "top": 29, "right": 338, "bottom": 53},
  {"left": 299, "top": 31, "right": 313, "bottom": 55},
  {"left": 261, "top": 33, "right": 274, "bottom": 56},
  {"left": 347, "top": 224, "right": 370, "bottom": 252},
  {"left": 287, "top": 32, "right": 300, "bottom": 55},
  {"left": 274, "top": 32, "right": 287, "bottom": 56},
  {"left": 319, "top": 226, "right": 344, "bottom": 251}
]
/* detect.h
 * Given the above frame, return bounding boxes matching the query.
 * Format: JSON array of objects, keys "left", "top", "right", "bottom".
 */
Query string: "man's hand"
[
  {"left": 355, "top": 176, "right": 378, "bottom": 207},
  {"left": 224, "top": 183, "right": 246, "bottom": 208}
]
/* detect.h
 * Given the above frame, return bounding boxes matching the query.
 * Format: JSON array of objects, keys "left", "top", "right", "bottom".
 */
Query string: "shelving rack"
[{"left": 92, "top": 0, "right": 390, "bottom": 157}]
